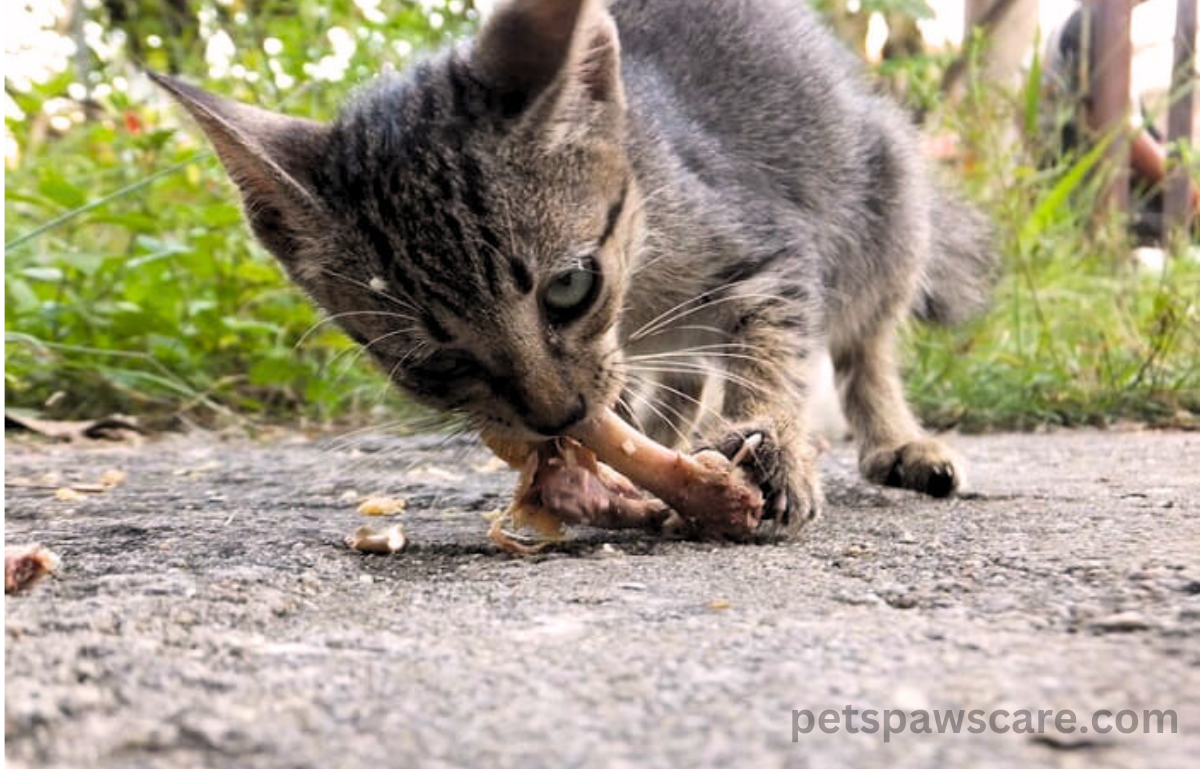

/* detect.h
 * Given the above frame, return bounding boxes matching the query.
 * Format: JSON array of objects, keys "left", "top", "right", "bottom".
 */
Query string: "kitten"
[{"left": 153, "top": 0, "right": 995, "bottom": 535}]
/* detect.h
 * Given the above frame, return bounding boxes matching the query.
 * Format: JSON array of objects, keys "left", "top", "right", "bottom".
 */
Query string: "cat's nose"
[{"left": 528, "top": 394, "right": 587, "bottom": 436}]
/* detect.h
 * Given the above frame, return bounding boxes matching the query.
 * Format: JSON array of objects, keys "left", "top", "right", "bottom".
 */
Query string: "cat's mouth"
[
  {"left": 472, "top": 362, "right": 624, "bottom": 444},
  {"left": 478, "top": 394, "right": 597, "bottom": 444}
]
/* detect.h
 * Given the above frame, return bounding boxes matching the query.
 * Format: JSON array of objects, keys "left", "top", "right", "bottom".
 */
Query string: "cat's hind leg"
[
  {"left": 824, "top": 115, "right": 968, "bottom": 497},
  {"left": 829, "top": 312, "right": 964, "bottom": 497}
]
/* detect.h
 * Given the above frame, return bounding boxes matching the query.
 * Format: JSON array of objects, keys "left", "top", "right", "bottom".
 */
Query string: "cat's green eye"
[{"left": 543, "top": 259, "right": 600, "bottom": 323}]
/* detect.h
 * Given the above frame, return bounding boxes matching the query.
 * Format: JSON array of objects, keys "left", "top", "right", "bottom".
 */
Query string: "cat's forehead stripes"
[
  {"left": 508, "top": 256, "right": 534, "bottom": 294},
  {"left": 323, "top": 54, "right": 533, "bottom": 315},
  {"left": 600, "top": 182, "right": 629, "bottom": 245}
]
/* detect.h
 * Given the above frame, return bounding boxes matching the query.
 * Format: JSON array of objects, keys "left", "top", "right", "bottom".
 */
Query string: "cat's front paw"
[
  {"left": 860, "top": 437, "right": 964, "bottom": 497},
  {"left": 701, "top": 423, "right": 821, "bottom": 538}
]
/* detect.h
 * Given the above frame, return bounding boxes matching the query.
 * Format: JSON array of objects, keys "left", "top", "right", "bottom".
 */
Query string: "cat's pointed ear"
[
  {"left": 149, "top": 72, "right": 329, "bottom": 262},
  {"left": 472, "top": 0, "right": 624, "bottom": 113}
]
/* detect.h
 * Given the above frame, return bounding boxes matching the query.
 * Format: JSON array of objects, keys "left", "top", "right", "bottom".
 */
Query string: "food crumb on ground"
[
  {"left": 356, "top": 496, "right": 406, "bottom": 516},
  {"left": 5, "top": 545, "right": 60, "bottom": 594},
  {"left": 99, "top": 469, "right": 127, "bottom": 487},
  {"left": 346, "top": 524, "right": 407, "bottom": 554}
]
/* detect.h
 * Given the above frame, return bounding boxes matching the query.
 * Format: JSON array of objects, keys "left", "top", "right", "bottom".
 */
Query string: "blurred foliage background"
[
  {"left": 6, "top": 0, "right": 479, "bottom": 427},
  {"left": 5, "top": 0, "right": 1198, "bottom": 431}
]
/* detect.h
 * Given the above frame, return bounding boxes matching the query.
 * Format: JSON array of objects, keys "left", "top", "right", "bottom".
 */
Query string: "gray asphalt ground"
[{"left": 4, "top": 428, "right": 1199, "bottom": 768}]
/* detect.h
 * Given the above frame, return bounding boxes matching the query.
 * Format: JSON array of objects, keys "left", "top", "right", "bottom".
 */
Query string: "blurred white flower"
[
  {"left": 6, "top": 0, "right": 77, "bottom": 91},
  {"left": 354, "top": 0, "right": 386, "bottom": 24},
  {"left": 205, "top": 29, "right": 236, "bottom": 79},
  {"left": 308, "top": 26, "right": 357, "bottom": 82}
]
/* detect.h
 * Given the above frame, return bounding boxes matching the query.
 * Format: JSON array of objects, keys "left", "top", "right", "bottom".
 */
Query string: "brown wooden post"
[
  {"left": 1165, "top": 0, "right": 1198, "bottom": 238},
  {"left": 1089, "top": 0, "right": 1134, "bottom": 216}
]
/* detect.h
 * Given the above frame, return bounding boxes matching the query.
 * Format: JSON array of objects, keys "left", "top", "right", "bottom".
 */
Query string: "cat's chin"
[{"left": 477, "top": 422, "right": 556, "bottom": 446}]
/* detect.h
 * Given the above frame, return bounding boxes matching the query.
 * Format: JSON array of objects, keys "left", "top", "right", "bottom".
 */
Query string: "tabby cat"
[{"left": 153, "top": 0, "right": 995, "bottom": 535}]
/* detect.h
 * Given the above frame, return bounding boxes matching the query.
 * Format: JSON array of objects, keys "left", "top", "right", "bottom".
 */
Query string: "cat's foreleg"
[
  {"left": 697, "top": 303, "right": 823, "bottom": 536},
  {"left": 624, "top": 371, "right": 706, "bottom": 451}
]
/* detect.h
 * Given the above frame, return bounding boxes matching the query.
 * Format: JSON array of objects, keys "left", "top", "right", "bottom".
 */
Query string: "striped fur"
[{"left": 156, "top": 0, "right": 996, "bottom": 537}]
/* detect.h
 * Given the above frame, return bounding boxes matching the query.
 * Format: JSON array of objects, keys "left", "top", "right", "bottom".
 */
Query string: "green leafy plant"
[
  {"left": 904, "top": 59, "right": 1199, "bottom": 430},
  {"left": 6, "top": 0, "right": 477, "bottom": 425},
  {"left": 6, "top": 1, "right": 1197, "bottom": 431}
]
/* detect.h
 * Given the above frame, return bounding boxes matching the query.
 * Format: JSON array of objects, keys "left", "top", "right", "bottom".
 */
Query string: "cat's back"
[
  {"left": 611, "top": 0, "right": 867, "bottom": 137},
  {"left": 610, "top": 0, "right": 897, "bottom": 211}
]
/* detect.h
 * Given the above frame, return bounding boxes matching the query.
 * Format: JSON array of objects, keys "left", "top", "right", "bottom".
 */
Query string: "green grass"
[
  {"left": 4, "top": 128, "right": 395, "bottom": 424},
  {"left": 5, "top": 1, "right": 470, "bottom": 426},
  {"left": 906, "top": 251, "right": 1199, "bottom": 431},
  {"left": 5, "top": 2, "right": 1198, "bottom": 431},
  {"left": 903, "top": 68, "right": 1199, "bottom": 431}
]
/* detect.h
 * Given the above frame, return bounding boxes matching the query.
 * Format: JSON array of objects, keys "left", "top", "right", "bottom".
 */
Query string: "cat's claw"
[
  {"left": 699, "top": 425, "right": 817, "bottom": 537},
  {"left": 729, "top": 432, "right": 763, "bottom": 466},
  {"left": 773, "top": 489, "right": 788, "bottom": 517}
]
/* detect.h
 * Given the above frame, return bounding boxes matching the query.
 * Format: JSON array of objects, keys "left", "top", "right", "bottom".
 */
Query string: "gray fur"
[
  {"left": 915, "top": 185, "right": 998, "bottom": 324},
  {"left": 155, "top": 0, "right": 996, "bottom": 536}
]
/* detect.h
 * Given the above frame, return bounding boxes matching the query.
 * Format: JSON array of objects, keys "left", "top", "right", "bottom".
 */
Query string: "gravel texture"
[{"left": 4, "top": 428, "right": 1199, "bottom": 768}]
